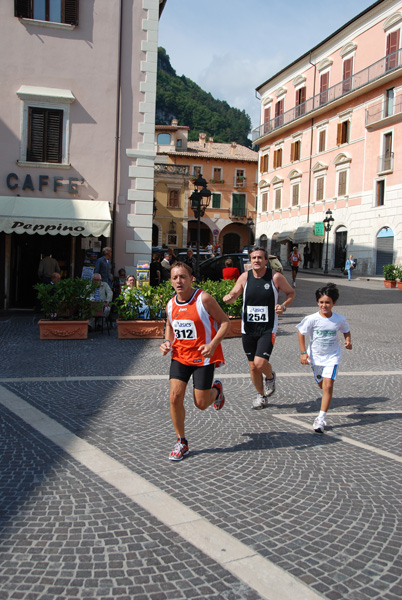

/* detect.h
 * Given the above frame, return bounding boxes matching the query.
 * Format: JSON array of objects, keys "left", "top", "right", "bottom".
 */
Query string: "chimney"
[
  {"left": 231, "top": 142, "right": 237, "bottom": 155},
  {"left": 199, "top": 132, "right": 207, "bottom": 147},
  {"left": 171, "top": 119, "right": 178, "bottom": 126},
  {"left": 208, "top": 137, "right": 214, "bottom": 150}
]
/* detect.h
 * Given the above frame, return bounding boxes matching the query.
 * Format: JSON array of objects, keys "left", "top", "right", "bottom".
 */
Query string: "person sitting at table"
[{"left": 89, "top": 273, "right": 113, "bottom": 330}]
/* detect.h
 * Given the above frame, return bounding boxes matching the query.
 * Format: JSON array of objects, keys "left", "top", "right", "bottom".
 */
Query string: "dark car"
[
  {"left": 199, "top": 253, "right": 282, "bottom": 281},
  {"left": 177, "top": 251, "right": 212, "bottom": 263}
]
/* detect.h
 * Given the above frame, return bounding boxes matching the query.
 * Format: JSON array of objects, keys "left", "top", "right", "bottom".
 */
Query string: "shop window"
[{"left": 15, "top": 0, "right": 79, "bottom": 25}]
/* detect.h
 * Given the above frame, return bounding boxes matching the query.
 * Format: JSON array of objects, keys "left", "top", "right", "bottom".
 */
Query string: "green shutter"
[
  {"left": 232, "top": 194, "right": 246, "bottom": 217},
  {"left": 212, "top": 193, "right": 221, "bottom": 209}
]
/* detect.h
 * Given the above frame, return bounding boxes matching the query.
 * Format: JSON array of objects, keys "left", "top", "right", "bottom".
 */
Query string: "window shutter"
[
  {"left": 14, "top": 0, "right": 32, "bottom": 18},
  {"left": 336, "top": 123, "right": 343, "bottom": 145},
  {"left": 262, "top": 193, "right": 267, "bottom": 212},
  {"left": 46, "top": 110, "right": 63, "bottom": 162},
  {"left": 290, "top": 143, "right": 295, "bottom": 162},
  {"left": 338, "top": 171, "right": 347, "bottom": 196},
  {"left": 386, "top": 30, "right": 400, "bottom": 70},
  {"left": 316, "top": 177, "right": 324, "bottom": 201},
  {"left": 64, "top": 0, "right": 79, "bottom": 25},
  {"left": 28, "top": 108, "right": 45, "bottom": 162},
  {"left": 319, "top": 130, "right": 326, "bottom": 152}
]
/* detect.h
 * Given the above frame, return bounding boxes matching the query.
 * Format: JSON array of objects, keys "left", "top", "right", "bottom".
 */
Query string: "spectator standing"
[
  {"left": 94, "top": 247, "right": 113, "bottom": 288},
  {"left": 150, "top": 253, "right": 162, "bottom": 287},
  {"left": 38, "top": 252, "right": 60, "bottom": 284},
  {"left": 344, "top": 254, "right": 356, "bottom": 281},
  {"left": 222, "top": 258, "right": 240, "bottom": 281}
]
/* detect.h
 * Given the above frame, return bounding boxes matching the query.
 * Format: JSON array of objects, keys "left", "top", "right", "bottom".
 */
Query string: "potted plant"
[
  {"left": 395, "top": 265, "right": 402, "bottom": 290},
  {"left": 383, "top": 264, "right": 397, "bottom": 288},
  {"left": 115, "top": 280, "right": 174, "bottom": 339},
  {"left": 198, "top": 279, "right": 242, "bottom": 337},
  {"left": 34, "top": 278, "right": 101, "bottom": 339}
]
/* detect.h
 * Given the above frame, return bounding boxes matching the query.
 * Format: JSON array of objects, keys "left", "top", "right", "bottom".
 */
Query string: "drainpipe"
[
  {"left": 110, "top": 0, "right": 123, "bottom": 266},
  {"left": 307, "top": 52, "right": 316, "bottom": 224}
]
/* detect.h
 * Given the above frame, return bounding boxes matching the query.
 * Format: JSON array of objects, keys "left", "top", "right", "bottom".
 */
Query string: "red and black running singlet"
[
  {"left": 167, "top": 288, "right": 225, "bottom": 367},
  {"left": 242, "top": 268, "right": 278, "bottom": 336}
]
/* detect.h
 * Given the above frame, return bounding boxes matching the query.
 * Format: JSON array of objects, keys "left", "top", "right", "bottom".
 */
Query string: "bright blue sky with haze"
[{"left": 158, "top": 0, "right": 375, "bottom": 130}]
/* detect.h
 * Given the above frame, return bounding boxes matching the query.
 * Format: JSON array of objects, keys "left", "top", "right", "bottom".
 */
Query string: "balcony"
[
  {"left": 366, "top": 94, "right": 402, "bottom": 129},
  {"left": 154, "top": 164, "right": 190, "bottom": 175},
  {"left": 252, "top": 49, "right": 402, "bottom": 142},
  {"left": 378, "top": 152, "right": 394, "bottom": 173},
  {"left": 231, "top": 206, "right": 247, "bottom": 218}
]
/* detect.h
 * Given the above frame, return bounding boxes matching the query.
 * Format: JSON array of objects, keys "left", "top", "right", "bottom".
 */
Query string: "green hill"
[{"left": 156, "top": 47, "right": 252, "bottom": 148}]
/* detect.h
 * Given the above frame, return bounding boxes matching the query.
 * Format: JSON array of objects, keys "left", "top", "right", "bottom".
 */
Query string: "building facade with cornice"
[
  {"left": 155, "top": 121, "right": 258, "bottom": 252},
  {"left": 253, "top": 0, "right": 402, "bottom": 276}
]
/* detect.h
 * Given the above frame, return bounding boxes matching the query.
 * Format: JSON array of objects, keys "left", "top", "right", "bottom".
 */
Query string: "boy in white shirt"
[{"left": 296, "top": 283, "right": 352, "bottom": 433}]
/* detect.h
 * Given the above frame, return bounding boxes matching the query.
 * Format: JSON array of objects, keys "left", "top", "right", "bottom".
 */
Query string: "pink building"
[
  {"left": 0, "top": 0, "right": 166, "bottom": 309},
  {"left": 253, "top": 0, "right": 402, "bottom": 276}
]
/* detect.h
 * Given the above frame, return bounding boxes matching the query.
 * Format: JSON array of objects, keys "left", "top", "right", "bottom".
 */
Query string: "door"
[
  {"left": 376, "top": 228, "right": 394, "bottom": 275},
  {"left": 335, "top": 229, "right": 347, "bottom": 268},
  {"left": 223, "top": 233, "right": 240, "bottom": 254}
]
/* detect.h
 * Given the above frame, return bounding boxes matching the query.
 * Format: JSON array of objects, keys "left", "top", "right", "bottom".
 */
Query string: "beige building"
[
  {"left": 155, "top": 121, "right": 258, "bottom": 253},
  {"left": 0, "top": 0, "right": 166, "bottom": 308}
]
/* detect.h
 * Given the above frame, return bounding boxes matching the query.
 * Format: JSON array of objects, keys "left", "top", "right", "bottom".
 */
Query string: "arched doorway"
[
  {"left": 335, "top": 226, "right": 347, "bottom": 268},
  {"left": 223, "top": 232, "right": 241, "bottom": 253},
  {"left": 187, "top": 221, "right": 211, "bottom": 248},
  {"left": 270, "top": 233, "right": 281, "bottom": 258},
  {"left": 376, "top": 227, "right": 394, "bottom": 275}
]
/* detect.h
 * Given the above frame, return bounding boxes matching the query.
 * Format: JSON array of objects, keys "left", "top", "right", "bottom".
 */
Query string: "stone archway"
[
  {"left": 223, "top": 232, "right": 241, "bottom": 253},
  {"left": 376, "top": 227, "right": 394, "bottom": 275}
]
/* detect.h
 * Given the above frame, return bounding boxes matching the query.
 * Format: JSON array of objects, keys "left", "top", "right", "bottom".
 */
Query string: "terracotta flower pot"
[
  {"left": 397, "top": 281, "right": 402, "bottom": 290},
  {"left": 117, "top": 320, "right": 165, "bottom": 339},
  {"left": 38, "top": 320, "right": 89, "bottom": 339},
  {"left": 384, "top": 280, "right": 397, "bottom": 288},
  {"left": 225, "top": 317, "right": 242, "bottom": 338}
]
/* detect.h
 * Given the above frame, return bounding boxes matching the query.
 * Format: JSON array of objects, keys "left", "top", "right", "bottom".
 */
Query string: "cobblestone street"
[{"left": 1, "top": 274, "right": 402, "bottom": 600}]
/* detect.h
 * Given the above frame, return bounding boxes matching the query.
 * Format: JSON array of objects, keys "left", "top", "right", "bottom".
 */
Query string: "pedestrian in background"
[
  {"left": 289, "top": 246, "right": 302, "bottom": 287},
  {"left": 296, "top": 283, "right": 352, "bottom": 433},
  {"left": 344, "top": 254, "right": 356, "bottom": 281}
]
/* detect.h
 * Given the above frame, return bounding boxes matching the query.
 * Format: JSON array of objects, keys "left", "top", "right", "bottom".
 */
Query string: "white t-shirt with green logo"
[{"left": 296, "top": 311, "right": 350, "bottom": 367}]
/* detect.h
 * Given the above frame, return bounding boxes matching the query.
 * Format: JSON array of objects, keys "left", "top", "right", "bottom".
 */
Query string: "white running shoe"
[
  {"left": 253, "top": 394, "right": 268, "bottom": 409},
  {"left": 313, "top": 415, "right": 326, "bottom": 433},
  {"left": 264, "top": 372, "right": 276, "bottom": 397}
]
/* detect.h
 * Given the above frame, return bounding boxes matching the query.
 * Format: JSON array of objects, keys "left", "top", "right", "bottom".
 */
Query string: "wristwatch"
[{"left": 281, "top": 304, "right": 287, "bottom": 312}]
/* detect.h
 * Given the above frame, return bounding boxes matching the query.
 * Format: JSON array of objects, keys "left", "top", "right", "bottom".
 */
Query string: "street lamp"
[
  {"left": 246, "top": 216, "right": 254, "bottom": 248},
  {"left": 323, "top": 209, "right": 335, "bottom": 274},
  {"left": 190, "top": 175, "right": 211, "bottom": 278}
]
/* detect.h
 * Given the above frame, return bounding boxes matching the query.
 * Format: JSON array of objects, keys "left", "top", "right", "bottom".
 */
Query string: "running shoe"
[
  {"left": 264, "top": 372, "right": 276, "bottom": 397},
  {"left": 313, "top": 415, "right": 326, "bottom": 433},
  {"left": 169, "top": 440, "right": 189, "bottom": 461},
  {"left": 253, "top": 393, "right": 268, "bottom": 409},
  {"left": 212, "top": 379, "right": 225, "bottom": 410}
]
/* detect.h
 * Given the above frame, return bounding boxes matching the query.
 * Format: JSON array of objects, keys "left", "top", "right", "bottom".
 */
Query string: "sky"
[{"left": 158, "top": 0, "right": 376, "bottom": 131}]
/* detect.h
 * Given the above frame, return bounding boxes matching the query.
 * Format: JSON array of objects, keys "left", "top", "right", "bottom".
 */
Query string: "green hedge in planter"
[
  {"left": 383, "top": 264, "right": 397, "bottom": 281},
  {"left": 34, "top": 278, "right": 101, "bottom": 320}
]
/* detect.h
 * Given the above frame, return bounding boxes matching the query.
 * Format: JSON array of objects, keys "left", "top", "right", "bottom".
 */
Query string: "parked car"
[
  {"left": 177, "top": 251, "right": 212, "bottom": 263},
  {"left": 199, "top": 253, "right": 282, "bottom": 281}
]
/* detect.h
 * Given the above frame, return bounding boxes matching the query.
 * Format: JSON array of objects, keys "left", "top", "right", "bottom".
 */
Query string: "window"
[
  {"left": 337, "top": 121, "right": 350, "bottom": 145},
  {"left": 318, "top": 129, "right": 326, "bottom": 152},
  {"left": 213, "top": 167, "right": 222, "bottom": 181},
  {"left": 193, "top": 165, "right": 202, "bottom": 177},
  {"left": 263, "top": 106, "right": 271, "bottom": 133},
  {"left": 295, "top": 87, "right": 306, "bottom": 117},
  {"left": 273, "top": 148, "right": 282, "bottom": 168},
  {"left": 385, "top": 88, "right": 395, "bottom": 117},
  {"left": 342, "top": 57, "right": 353, "bottom": 93},
  {"left": 232, "top": 193, "right": 246, "bottom": 217},
  {"left": 316, "top": 176, "right": 325, "bottom": 201},
  {"left": 290, "top": 140, "right": 301, "bottom": 162},
  {"left": 320, "top": 72, "right": 329, "bottom": 105},
  {"left": 212, "top": 193, "right": 221, "bottom": 209},
  {"left": 27, "top": 107, "right": 63, "bottom": 163},
  {"left": 167, "top": 190, "right": 179, "bottom": 208},
  {"left": 15, "top": 0, "right": 79, "bottom": 25},
  {"left": 338, "top": 171, "right": 347, "bottom": 196},
  {"left": 291, "top": 183, "right": 300, "bottom": 206},
  {"left": 376, "top": 180, "right": 385, "bottom": 206},
  {"left": 176, "top": 139, "right": 182, "bottom": 148},
  {"left": 382, "top": 132, "right": 393, "bottom": 171},
  {"left": 157, "top": 133, "right": 171, "bottom": 145},
  {"left": 235, "top": 169, "right": 245, "bottom": 186},
  {"left": 386, "top": 30, "right": 400, "bottom": 71},
  {"left": 260, "top": 154, "right": 268, "bottom": 173},
  {"left": 274, "top": 99, "right": 284, "bottom": 127},
  {"left": 17, "top": 85, "right": 75, "bottom": 165},
  {"left": 261, "top": 192, "right": 268, "bottom": 212},
  {"left": 274, "top": 188, "right": 281, "bottom": 210}
]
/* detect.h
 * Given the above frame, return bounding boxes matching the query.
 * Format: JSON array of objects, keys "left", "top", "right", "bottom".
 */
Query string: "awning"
[
  {"left": 0, "top": 197, "right": 112, "bottom": 237},
  {"left": 293, "top": 224, "right": 324, "bottom": 244},
  {"left": 276, "top": 230, "right": 295, "bottom": 244}
]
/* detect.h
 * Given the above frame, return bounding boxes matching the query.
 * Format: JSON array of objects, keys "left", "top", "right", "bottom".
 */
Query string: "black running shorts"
[
  {"left": 242, "top": 331, "right": 276, "bottom": 362},
  {"left": 169, "top": 359, "right": 215, "bottom": 390}
]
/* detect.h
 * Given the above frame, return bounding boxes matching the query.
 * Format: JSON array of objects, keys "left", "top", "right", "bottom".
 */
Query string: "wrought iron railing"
[
  {"left": 366, "top": 94, "right": 402, "bottom": 125},
  {"left": 378, "top": 152, "right": 394, "bottom": 172},
  {"left": 231, "top": 207, "right": 247, "bottom": 217},
  {"left": 154, "top": 164, "right": 190, "bottom": 175},
  {"left": 252, "top": 49, "right": 402, "bottom": 141}
]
